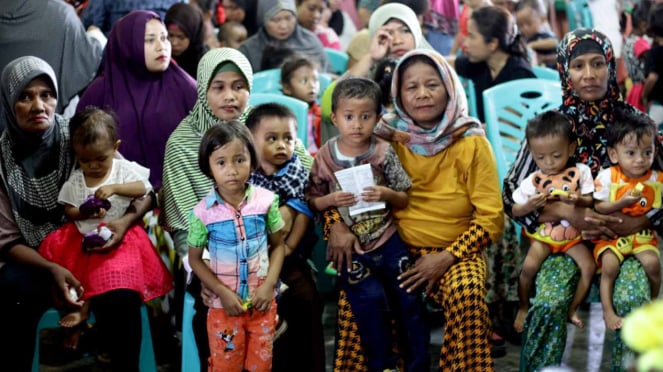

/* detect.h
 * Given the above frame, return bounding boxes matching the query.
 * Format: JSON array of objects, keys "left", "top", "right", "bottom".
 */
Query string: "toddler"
[
  {"left": 449, "top": 0, "right": 492, "bottom": 56},
  {"left": 643, "top": 3, "right": 663, "bottom": 125},
  {"left": 39, "top": 108, "right": 172, "bottom": 348},
  {"left": 623, "top": 1, "right": 652, "bottom": 112},
  {"left": 246, "top": 103, "right": 325, "bottom": 371},
  {"left": 593, "top": 107, "right": 662, "bottom": 330},
  {"left": 187, "top": 121, "right": 286, "bottom": 372},
  {"left": 281, "top": 55, "right": 322, "bottom": 155},
  {"left": 217, "top": 21, "right": 248, "bottom": 49},
  {"left": 515, "top": 0, "right": 557, "bottom": 68},
  {"left": 512, "top": 111, "right": 596, "bottom": 333},
  {"left": 306, "top": 77, "right": 430, "bottom": 371}
]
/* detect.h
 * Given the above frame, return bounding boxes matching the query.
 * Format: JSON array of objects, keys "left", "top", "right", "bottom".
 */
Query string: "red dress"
[{"left": 39, "top": 222, "right": 172, "bottom": 301}]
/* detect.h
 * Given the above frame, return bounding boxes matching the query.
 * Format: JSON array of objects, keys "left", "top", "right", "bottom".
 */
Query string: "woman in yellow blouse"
[{"left": 323, "top": 49, "right": 504, "bottom": 371}]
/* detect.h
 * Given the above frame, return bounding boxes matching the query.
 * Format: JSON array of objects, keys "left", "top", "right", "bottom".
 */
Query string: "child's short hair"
[
  {"left": 515, "top": 0, "right": 547, "bottom": 16},
  {"left": 649, "top": 2, "right": 663, "bottom": 37},
  {"left": 525, "top": 110, "right": 575, "bottom": 144},
  {"left": 331, "top": 77, "right": 382, "bottom": 115},
  {"left": 198, "top": 121, "right": 258, "bottom": 178},
  {"left": 371, "top": 57, "right": 398, "bottom": 108},
  {"left": 245, "top": 103, "right": 297, "bottom": 133},
  {"left": 280, "top": 55, "right": 319, "bottom": 86},
  {"left": 69, "top": 107, "right": 119, "bottom": 146},
  {"left": 260, "top": 43, "right": 295, "bottom": 71},
  {"left": 606, "top": 107, "right": 658, "bottom": 148}
]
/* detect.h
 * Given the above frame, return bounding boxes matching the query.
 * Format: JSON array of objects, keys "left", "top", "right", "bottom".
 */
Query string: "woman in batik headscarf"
[
  {"left": 323, "top": 49, "right": 504, "bottom": 371},
  {"left": 0, "top": 56, "right": 153, "bottom": 371},
  {"left": 503, "top": 28, "right": 663, "bottom": 371}
]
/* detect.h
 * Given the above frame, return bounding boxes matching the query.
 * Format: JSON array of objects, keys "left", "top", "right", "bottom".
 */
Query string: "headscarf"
[
  {"left": 239, "top": 0, "right": 329, "bottom": 72},
  {"left": 557, "top": 28, "right": 635, "bottom": 176},
  {"left": 368, "top": 3, "right": 434, "bottom": 51},
  {"left": 165, "top": 3, "right": 208, "bottom": 78},
  {"left": 0, "top": 56, "right": 74, "bottom": 248},
  {"left": 161, "top": 48, "right": 253, "bottom": 232},
  {"left": 77, "top": 10, "right": 197, "bottom": 190},
  {"left": 375, "top": 49, "right": 484, "bottom": 156}
]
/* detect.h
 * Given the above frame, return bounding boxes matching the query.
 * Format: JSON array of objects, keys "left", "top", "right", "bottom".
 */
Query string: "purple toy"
[
  {"left": 82, "top": 223, "right": 113, "bottom": 252},
  {"left": 79, "top": 195, "right": 111, "bottom": 218}
]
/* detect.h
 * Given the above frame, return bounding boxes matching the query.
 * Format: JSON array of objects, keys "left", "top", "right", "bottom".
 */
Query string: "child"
[
  {"left": 512, "top": 111, "right": 596, "bottom": 333},
  {"left": 515, "top": 0, "right": 558, "bottom": 69},
  {"left": 217, "top": 21, "right": 248, "bottom": 49},
  {"left": 187, "top": 121, "right": 286, "bottom": 372},
  {"left": 245, "top": 103, "right": 325, "bottom": 371},
  {"left": 593, "top": 108, "right": 662, "bottom": 330},
  {"left": 38, "top": 108, "right": 172, "bottom": 348},
  {"left": 280, "top": 55, "right": 322, "bottom": 156},
  {"left": 306, "top": 77, "right": 430, "bottom": 371},
  {"left": 643, "top": 3, "right": 663, "bottom": 125},
  {"left": 623, "top": 1, "right": 652, "bottom": 112},
  {"left": 449, "top": 0, "right": 492, "bottom": 56}
]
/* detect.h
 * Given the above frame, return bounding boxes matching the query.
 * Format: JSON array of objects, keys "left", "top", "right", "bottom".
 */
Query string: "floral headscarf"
[
  {"left": 557, "top": 28, "right": 636, "bottom": 176},
  {"left": 375, "top": 49, "right": 484, "bottom": 156}
]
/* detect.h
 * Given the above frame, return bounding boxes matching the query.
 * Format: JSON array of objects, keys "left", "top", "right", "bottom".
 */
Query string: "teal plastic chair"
[
  {"left": 33, "top": 304, "right": 156, "bottom": 372},
  {"left": 324, "top": 48, "right": 349, "bottom": 75},
  {"left": 249, "top": 93, "right": 310, "bottom": 147},
  {"left": 566, "top": 0, "right": 593, "bottom": 30},
  {"left": 483, "top": 78, "right": 563, "bottom": 185},
  {"left": 532, "top": 66, "right": 560, "bottom": 82},
  {"left": 458, "top": 76, "right": 479, "bottom": 119},
  {"left": 181, "top": 291, "right": 200, "bottom": 372}
]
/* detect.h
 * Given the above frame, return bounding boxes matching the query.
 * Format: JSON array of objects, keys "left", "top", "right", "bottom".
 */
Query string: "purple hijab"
[{"left": 77, "top": 10, "right": 196, "bottom": 190}]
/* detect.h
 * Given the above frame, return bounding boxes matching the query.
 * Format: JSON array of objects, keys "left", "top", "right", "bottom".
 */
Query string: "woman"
[
  {"left": 296, "top": 0, "right": 342, "bottom": 50},
  {"left": 455, "top": 5, "right": 536, "bottom": 123},
  {"left": 503, "top": 29, "right": 663, "bottom": 371},
  {"left": 165, "top": 3, "right": 209, "bottom": 79},
  {"left": 238, "top": 0, "right": 330, "bottom": 73},
  {"left": 78, "top": 10, "right": 197, "bottom": 190},
  {"left": 161, "top": 47, "right": 318, "bottom": 371},
  {"left": 325, "top": 49, "right": 504, "bottom": 371},
  {"left": 0, "top": 56, "right": 153, "bottom": 371}
]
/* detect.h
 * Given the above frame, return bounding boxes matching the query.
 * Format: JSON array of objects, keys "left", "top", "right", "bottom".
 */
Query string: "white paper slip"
[{"left": 334, "top": 164, "right": 386, "bottom": 216}]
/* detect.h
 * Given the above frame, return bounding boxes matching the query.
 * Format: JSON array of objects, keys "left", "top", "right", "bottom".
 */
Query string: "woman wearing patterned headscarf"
[
  {"left": 503, "top": 29, "right": 663, "bottom": 370},
  {"left": 324, "top": 49, "right": 504, "bottom": 371},
  {"left": 0, "top": 56, "right": 153, "bottom": 371}
]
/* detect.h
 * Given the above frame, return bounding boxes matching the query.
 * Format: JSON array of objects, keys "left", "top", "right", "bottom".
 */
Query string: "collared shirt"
[{"left": 188, "top": 184, "right": 283, "bottom": 308}]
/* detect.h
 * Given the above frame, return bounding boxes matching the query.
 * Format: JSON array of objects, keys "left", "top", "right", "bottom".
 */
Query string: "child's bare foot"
[
  {"left": 603, "top": 311, "right": 623, "bottom": 330},
  {"left": 59, "top": 310, "right": 87, "bottom": 328},
  {"left": 62, "top": 327, "right": 83, "bottom": 350},
  {"left": 514, "top": 309, "right": 528, "bottom": 333},
  {"left": 568, "top": 311, "right": 584, "bottom": 328}
]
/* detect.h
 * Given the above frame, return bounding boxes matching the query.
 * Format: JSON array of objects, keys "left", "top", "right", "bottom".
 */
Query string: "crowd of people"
[{"left": 1, "top": 0, "right": 663, "bottom": 371}]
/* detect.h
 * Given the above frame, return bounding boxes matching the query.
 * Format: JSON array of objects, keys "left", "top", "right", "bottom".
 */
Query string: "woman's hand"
[
  {"left": 49, "top": 264, "right": 84, "bottom": 307},
  {"left": 251, "top": 282, "right": 274, "bottom": 312},
  {"left": 200, "top": 280, "right": 219, "bottom": 307},
  {"left": 606, "top": 213, "right": 650, "bottom": 237},
  {"left": 327, "top": 221, "right": 362, "bottom": 274},
  {"left": 544, "top": 203, "right": 622, "bottom": 240},
  {"left": 369, "top": 27, "right": 393, "bottom": 61},
  {"left": 398, "top": 251, "right": 457, "bottom": 295},
  {"left": 86, "top": 217, "right": 130, "bottom": 253}
]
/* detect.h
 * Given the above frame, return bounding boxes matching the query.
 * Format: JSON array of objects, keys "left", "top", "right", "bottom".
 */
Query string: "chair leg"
[{"left": 181, "top": 292, "right": 200, "bottom": 372}]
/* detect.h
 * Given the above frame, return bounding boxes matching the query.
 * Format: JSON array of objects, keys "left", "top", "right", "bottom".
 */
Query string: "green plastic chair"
[
  {"left": 458, "top": 76, "right": 479, "bottom": 119},
  {"left": 483, "top": 78, "right": 563, "bottom": 185},
  {"left": 249, "top": 93, "right": 310, "bottom": 147},
  {"left": 324, "top": 48, "right": 349, "bottom": 75}
]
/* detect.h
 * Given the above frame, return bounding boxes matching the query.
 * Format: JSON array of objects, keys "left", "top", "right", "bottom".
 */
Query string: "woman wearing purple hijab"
[{"left": 78, "top": 10, "right": 197, "bottom": 190}]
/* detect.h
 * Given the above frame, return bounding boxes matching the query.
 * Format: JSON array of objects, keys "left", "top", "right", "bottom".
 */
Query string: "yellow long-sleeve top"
[{"left": 325, "top": 135, "right": 504, "bottom": 260}]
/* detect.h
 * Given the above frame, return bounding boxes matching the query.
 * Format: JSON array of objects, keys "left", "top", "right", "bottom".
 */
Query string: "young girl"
[
  {"left": 511, "top": 111, "right": 596, "bottom": 333},
  {"left": 39, "top": 108, "right": 173, "bottom": 349},
  {"left": 187, "top": 121, "right": 286, "bottom": 372},
  {"left": 281, "top": 55, "right": 322, "bottom": 155},
  {"left": 623, "top": 1, "right": 652, "bottom": 112}
]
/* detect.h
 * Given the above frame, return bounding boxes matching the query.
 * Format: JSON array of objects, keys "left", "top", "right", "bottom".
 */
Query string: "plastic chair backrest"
[
  {"left": 324, "top": 48, "right": 349, "bottom": 75},
  {"left": 249, "top": 93, "right": 310, "bottom": 147},
  {"left": 252, "top": 68, "right": 282, "bottom": 94},
  {"left": 458, "top": 76, "right": 479, "bottom": 119},
  {"left": 483, "top": 78, "right": 563, "bottom": 185},
  {"left": 532, "top": 66, "right": 560, "bottom": 81},
  {"left": 566, "top": 0, "right": 593, "bottom": 30}
]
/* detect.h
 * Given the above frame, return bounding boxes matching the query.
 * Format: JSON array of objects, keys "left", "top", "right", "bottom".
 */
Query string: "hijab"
[
  {"left": 368, "top": 3, "right": 434, "bottom": 51},
  {"left": 165, "top": 3, "right": 208, "bottom": 78},
  {"left": 239, "top": 0, "right": 329, "bottom": 72},
  {"left": 375, "top": 49, "right": 484, "bottom": 156},
  {"left": 0, "top": 56, "right": 74, "bottom": 248},
  {"left": 161, "top": 48, "right": 253, "bottom": 232},
  {"left": 77, "top": 10, "right": 197, "bottom": 190},
  {"left": 557, "top": 28, "right": 638, "bottom": 176}
]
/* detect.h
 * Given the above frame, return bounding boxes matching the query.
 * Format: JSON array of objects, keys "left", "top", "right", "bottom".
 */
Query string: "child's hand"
[
  {"left": 360, "top": 186, "right": 389, "bottom": 202},
  {"left": 94, "top": 185, "right": 115, "bottom": 200},
  {"left": 525, "top": 193, "right": 547, "bottom": 210},
  {"left": 619, "top": 193, "right": 641, "bottom": 206},
  {"left": 218, "top": 290, "right": 245, "bottom": 316},
  {"left": 328, "top": 191, "right": 357, "bottom": 207},
  {"left": 92, "top": 208, "right": 107, "bottom": 219},
  {"left": 558, "top": 191, "right": 580, "bottom": 205},
  {"left": 251, "top": 282, "right": 274, "bottom": 312}
]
